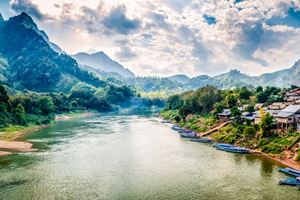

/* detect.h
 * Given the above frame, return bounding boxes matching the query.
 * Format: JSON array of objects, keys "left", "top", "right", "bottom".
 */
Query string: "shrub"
[{"left": 243, "top": 126, "right": 256, "bottom": 136}]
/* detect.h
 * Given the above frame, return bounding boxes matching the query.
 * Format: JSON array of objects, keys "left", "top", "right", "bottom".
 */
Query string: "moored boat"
[
  {"left": 179, "top": 132, "right": 198, "bottom": 138},
  {"left": 216, "top": 146, "right": 250, "bottom": 153},
  {"left": 213, "top": 143, "right": 235, "bottom": 148},
  {"left": 278, "top": 167, "right": 300, "bottom": 177},
  {"left": 190, "top": 138, "right": 212, "bottom": 143},
  {"left": 279, "top": 177, "right": 300, "bottom": 186}
]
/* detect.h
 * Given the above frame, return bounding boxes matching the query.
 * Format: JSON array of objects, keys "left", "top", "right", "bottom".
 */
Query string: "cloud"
[
  {"left": 115, "top": 46, "right": 137, "bottom": 61},
  {"left": 10, "top": 0, "right": 45, "bottom": 20},
  {"left": 3, "top": 0, "right": 300, "bottom": 77},
  {"left": 103, "top": 6, "right": 140, "bottom": 35}
]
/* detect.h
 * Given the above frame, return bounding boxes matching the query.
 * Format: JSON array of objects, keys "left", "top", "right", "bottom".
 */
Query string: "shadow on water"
[{"left": 0, "top": 178, "right": 28, "bottom": 188}]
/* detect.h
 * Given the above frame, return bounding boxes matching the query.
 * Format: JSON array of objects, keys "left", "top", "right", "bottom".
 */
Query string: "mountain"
[
  {"left": 127, "top": 77, "right": 183, "bottom": 93},
  {"left": 185, "top": 61, "right": 300, "bottom": 89},
  {"left": 168, "top": 74, "right": 190, "bottom": 84},
  {"left": 73, "top": 52, "right": 135, "bottom": 79},
  {"left": 255, "top": 60, "right": 300, "bottom": 87},
  {"left": 0, "top": 12, "right": 105, "bottom": 92}
]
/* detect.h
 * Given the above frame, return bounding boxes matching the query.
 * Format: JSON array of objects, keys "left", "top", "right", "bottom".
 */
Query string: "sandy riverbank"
[{"left": 0, "top": 111, "right": 94, "bottom": 157}]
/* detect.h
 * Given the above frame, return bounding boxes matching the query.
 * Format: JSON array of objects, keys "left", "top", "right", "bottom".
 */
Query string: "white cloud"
[{"left": 5, "top": 0, "right": 300, "bottom": 77}]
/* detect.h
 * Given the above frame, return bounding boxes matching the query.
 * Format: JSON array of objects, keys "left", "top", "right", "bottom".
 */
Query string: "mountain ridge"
[
  {"left": 0, "top": 12, "right": 105, "bottom": 92},
  {"left": 73, "top": 51, "right": 135, "bottom": 79}
]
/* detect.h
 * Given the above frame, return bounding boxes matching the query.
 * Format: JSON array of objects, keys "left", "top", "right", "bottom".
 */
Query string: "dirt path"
[{"left": 198, "top": 121, "right": 231, "bottom": 137}]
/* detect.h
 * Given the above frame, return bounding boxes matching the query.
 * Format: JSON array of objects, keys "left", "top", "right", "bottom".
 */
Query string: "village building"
[
  {"left": 253, "top": 108, "right": 279, "bottom": 124},
  {"left": 276, "top": 105, "right": 300, "bottom": 132},
  {"left": 268, "top": 102, "right": 288, "bottom": 110},
  {"left": 217, "top": 109, "right": 231, "bottom": 121},
  {"left": 284, "top": 88, "right": 300, "bottom": 102}
]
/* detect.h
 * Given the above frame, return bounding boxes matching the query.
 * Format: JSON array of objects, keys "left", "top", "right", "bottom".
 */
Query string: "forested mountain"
[
  {"left": 0, "top": 12, "right": 105, "bottom": 92},
  {"left": 73, "top": 52, "right": 135, "bottom": 79},
  {"left": 168, "top": 74, "right": 190, "bottom": 84}
]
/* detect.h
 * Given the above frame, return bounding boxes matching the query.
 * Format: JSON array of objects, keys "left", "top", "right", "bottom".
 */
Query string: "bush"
[{"left": 243, "top": 126, "right": 256, "bottom": 136}]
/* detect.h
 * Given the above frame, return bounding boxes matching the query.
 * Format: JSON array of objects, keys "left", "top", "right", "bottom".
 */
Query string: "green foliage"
[
  {"left": 259, "top": 112, "right": 274, "bottom": 137},
  {"left": 239, "top": 87, "right": 251, "bottom": 100},
  {"left": 165, "top": 86, "right": 221, "bottom": 118},
  {"left": 212, "top": 124, "right": 241, "bottom": 144},
  {"left": 226, "top": 94, "right": 238, "bottom": 108},
  {"left": 39, "top": 97, "right": 55, "bottom": 115},
  {"left": 243, "top": 126, "right": 256, "bottom": 136}
]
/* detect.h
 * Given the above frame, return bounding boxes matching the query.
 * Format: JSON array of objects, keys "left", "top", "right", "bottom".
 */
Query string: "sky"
[{"left": 1, "top": 0, "right": 300, "bottom": 77}]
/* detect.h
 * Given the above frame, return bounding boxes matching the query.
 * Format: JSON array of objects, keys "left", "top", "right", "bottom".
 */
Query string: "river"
[{"left": 0, "top": 111, "right": 299, "bottom": 200}]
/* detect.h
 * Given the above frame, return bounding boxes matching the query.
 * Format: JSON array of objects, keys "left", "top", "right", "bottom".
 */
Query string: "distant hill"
[
  {"left": 0, "top": 12, "right": 105, "bottom": 92},
  {"left": 167, "top": 74, "right": 190, "bottom": 84},
  {"left": 184, "top": 61, "right": 300, "bottom": 89},
  {"left": 73, "top": 52, "right": 135, "bottom": 79}
]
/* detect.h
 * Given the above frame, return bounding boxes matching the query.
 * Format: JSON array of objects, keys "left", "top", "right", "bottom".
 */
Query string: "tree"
[
  {"left": 259, "top": 112, "right": 274, "bottom": 137},
  {"left": 256, "top": 92, "right": 268, "bottom": 103},
  {"left": 0, "top": 85, "right": 9, "bottom": 103},
  {"left": 243, "top": 126, "right": 256, "bottom": 136},
  {"left": 245, "top": 105, "right": 255, "bottom": 113},
  {"left": 239, "top": 87, "right": 251, "bottom": 100},
  {"left": 13, "top": 104, "right": 26, "bottom": 125},
  {"left": 39, "top": 96, "right": 55, "bottom": 115},
  {"left": 226, "top": 94, "right": 238, "bottom": 108},
  {"left": 230, "top": 106, "right": 241, "bottom": 118},
  {"left": 214, "top": 101, "right": 226, "bottom": 114},
  {"left": 256, "top": 86, "right": 263, "bottom": 93},
  {"left": 167, "top": 94, "right": 183, "bottom": 110}
]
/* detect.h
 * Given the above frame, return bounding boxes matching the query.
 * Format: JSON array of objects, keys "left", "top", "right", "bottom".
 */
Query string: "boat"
[
  {"left": 278, "top": 167, "right": 300, "bottom": 177},
  {"left": 213, "top": 143, "right": 235, "bottom": 148},
  {"left": 190, "top": 138, "right": 213, "bottom": 143},
  {"left": 171, "top": 125, "right": 183, "bottom": 131},
  {"left": 179, "top": 132, "right": 198, "bottom": 138},
  {"left": 216, "top": 145, "right": 250, "bottom": 153},
  {"left": 161, "top": 119, "right": 171, "bottom": 123},
  {"left": 279, "top": 177, "right": 300, "bottom": 186}
]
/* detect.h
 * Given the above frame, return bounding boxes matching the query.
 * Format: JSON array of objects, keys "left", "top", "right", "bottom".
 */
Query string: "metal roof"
[{"left": 280, "top": 105, "right": 300, "bottom": 113}]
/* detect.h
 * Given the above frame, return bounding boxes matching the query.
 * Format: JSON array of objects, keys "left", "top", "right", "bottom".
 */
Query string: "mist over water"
[{"left": 0, "top": 111, "right": 299, "bottom": 200}]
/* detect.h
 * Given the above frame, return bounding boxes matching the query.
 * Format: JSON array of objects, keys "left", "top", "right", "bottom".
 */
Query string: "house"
[
  {"left": 284, "top": 88, "right": 300, "bottom": 102},
  {"left": 275, "top": 105, "right": 300, "bottom": 131},
  {"left": 268, "top": 102, "right": 288, "bottom": 110},
  {"left": 217, "top": 109, "right": 231, "bottom": 121},
  {"left": 253, "top": 108, "right": 280, "bottom": 124}
]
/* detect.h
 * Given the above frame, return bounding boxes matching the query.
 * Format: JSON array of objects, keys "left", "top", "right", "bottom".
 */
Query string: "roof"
[
  {"left": 272, "top": 102, "right": 284, "bottom": 106},
  {"left": 276, "top": 105, "right": 300, "bottom": 118},
  {"left": 280, "top": 105, "right": 300, "bottom": 113},
  {"left": 276, "top": 111, "right": 294, "bottom": 118},
  {"left": 253, "top": 109, "right": 280, "bottom": 118},
  {"left": 217, "top": 109, "right": 231, "bottom": 116}
]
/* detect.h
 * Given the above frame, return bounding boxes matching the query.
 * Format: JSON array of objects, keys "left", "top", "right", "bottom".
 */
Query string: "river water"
[{"left": 0, "top": 111, "right": 299, "bottom": 200}]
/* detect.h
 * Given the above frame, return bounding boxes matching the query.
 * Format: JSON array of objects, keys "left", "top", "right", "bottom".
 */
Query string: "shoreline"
[
  {"left": 0, "top": 111, "right": 95, "bottom": 157},
  {"left": 164, "top": 118, "right": 300, "bottom": 171}
]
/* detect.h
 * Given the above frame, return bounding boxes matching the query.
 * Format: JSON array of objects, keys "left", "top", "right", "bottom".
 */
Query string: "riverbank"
[
  {"left": 162, "top": 116, "right": 300, "bottom": 171},
  {"left": 0, "top": 111, "right": 95, "bottom": 156}
]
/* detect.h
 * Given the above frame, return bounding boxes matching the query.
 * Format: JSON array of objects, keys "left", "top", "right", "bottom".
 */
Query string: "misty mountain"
[
  {"left": 73, "top": 52, "right": 135, "bottom": 79},
  {"left": 168, "top": 74, "right": 190, "bottom": 84},
  {"left": 0, "top": 12, "right": 105, "bottom": 92}
]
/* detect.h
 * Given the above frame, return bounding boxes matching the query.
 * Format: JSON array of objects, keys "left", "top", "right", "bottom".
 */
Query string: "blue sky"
[{"left": 1, "top": 0, "right": 300, "bottom": 77}]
